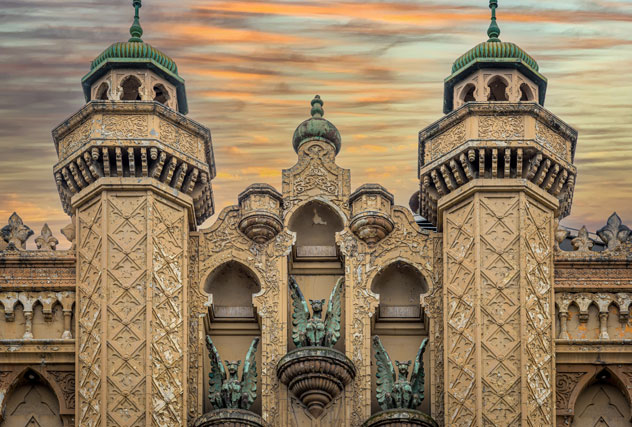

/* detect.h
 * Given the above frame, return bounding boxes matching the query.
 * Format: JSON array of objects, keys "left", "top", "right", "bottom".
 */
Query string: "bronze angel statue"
[
  {"left": 206, "top": 335, "right": 259, "bottom": 410},
  {"left": 373, "top": 335, "right": 428, "bottom": 410},
  {"left": 289, "top": 276, "right": 343, "bottom": 347}
]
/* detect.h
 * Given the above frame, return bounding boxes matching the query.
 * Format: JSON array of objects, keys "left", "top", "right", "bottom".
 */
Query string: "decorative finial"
[
  {"left": 487, "top": 0, "right": 501, "bottom": 42},
  {"left": 129, "top": 0, "right": 143, "bottom": 42},
  {"left": 310, "top": 95, "right": 324, "bottom": 118}
]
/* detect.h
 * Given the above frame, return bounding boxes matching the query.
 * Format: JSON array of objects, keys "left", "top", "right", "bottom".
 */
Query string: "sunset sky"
[{"left": 1, "top": 0, "right": 631, "bottom": 248}]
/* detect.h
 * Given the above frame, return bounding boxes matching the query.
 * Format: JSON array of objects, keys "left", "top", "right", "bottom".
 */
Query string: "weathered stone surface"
[
  {"left": 277, "top": 347, "right": 356, "bottom": 417},
  {"left": 193, "top": 408, "right": 263, "bottom": 427},
  {"left": 362, "top": 409, "right": 438, "bottom": 427}
]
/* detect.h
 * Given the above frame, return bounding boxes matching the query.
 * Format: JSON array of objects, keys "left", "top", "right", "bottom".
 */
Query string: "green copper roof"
[
  {"left": 292, "top": 95, "right": 341, "bottom": 154},
  {"left": 90, "top": 41, "right": 178, "bottom": 75},
  {"left": 451, "top": 1, "right": 538, "bottom": 74},
  {"left": 452, "top": 40, "right": 539, "bottom": 74}
]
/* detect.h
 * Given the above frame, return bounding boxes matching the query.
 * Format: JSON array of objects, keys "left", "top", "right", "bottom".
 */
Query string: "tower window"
[
  {"left": 96, "top": 82, "right": 109, "bottom": 100},
  {"left": 461, "top": 83, "right": 476, "bottom": 103},
  {"left": 153, "top": 84, "right": 170, "bottom": 105},
  {"left": 520, "top": 83, "right": 534, "bottom": 101},
  {"left": 120, "top": 75, "right": 142, "bottom": 101},
  {"left": 487, "top": 76, "right": 508, "bottom": 101}
]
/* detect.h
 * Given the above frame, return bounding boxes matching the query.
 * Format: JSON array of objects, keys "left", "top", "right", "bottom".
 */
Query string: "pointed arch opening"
[
  {"left": 519, "top": 83, "right": 534, "bottom": 101},
  {"left": 120, "top": 75, "right": 142, "bottom": 101},
  {"left": 461, "top": 83, "right": 476, "bottom": 103},
  {"left": 487, "top": 76, "right": 509, "bottom": 101},
  {"left": 288, "top": 200, "right": 344, "bottom": 259},
  {"left": 96, "top": 82, "right": 109, "bottom": 100},
  {"left": 571, "top": 369, "right": 631, "bottom": 427},
  {"left": 1, "top": 369, "right": 63, "bottom": 427},
  {"left": 153, "top": 83, "right": 170, "bottom": 105},
  {"left": 204, "top": 260, "right": 261, "bottom": 320}
]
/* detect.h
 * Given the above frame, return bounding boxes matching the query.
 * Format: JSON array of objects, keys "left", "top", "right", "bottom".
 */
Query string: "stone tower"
[
  {"left": 417, "top": 1, "right": 577, "bottom": 425},
  {"left": 51, "top": 1, "right": 215, "bottom": 425}
]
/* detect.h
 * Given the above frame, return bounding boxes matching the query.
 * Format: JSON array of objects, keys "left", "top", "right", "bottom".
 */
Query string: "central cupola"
[{"left": 443, "top": 0, "right": 547, "bottom": 113}]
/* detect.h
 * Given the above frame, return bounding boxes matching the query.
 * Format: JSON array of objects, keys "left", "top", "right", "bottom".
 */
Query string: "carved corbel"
[
  {"left": 554, "top": 219, "right": 569, "bottom": 251},
  {"left": 60, "top": 216, "right": 76, "bottom": 250}
]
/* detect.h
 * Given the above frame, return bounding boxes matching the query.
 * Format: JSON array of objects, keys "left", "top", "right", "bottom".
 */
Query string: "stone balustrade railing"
[
  {"left": 0, "top": 291, "right": 75, "bottom": 340},
  {"left": 555, "top": 292, "right": 632, "bottom": 340}
]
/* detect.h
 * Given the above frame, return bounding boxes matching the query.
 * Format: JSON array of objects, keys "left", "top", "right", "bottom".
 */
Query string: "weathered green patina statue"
[
  {"left": 205, "top": 336, "right": 259, "bottom": 410},
  {"left": 373, "top": 335, "right": 428, "bottom": 410},
  {"left": 289, "top": 275, "right": 342, "bottom": 347}
]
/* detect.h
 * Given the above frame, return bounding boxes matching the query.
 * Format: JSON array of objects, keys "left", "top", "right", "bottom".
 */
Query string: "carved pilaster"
[{"left": 440, "top": 182, "right": 557, "bottom": 426}]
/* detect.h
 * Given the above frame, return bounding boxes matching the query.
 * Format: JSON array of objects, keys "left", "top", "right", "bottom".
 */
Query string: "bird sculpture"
[
  {"left": 373, "top": 335, "right": 428, "bottom": 410},
  {"left": 289, "top": 275, "right": 343, "bottom": 348},
  {"left": 206, "top": 335, "right": 260, "bottom": 410}
]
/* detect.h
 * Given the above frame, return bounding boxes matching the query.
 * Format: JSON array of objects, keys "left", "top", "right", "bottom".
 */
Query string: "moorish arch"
[{"left": 570, "top": 368, "right": 632, "bottom": 427}]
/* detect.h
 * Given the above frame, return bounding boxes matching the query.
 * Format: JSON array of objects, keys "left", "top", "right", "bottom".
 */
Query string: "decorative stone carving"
[
  {"left": 1, "top": 213, "right": 33, "bottom": 250},
  {"left": 194, "top": 337, "right": 263, "bottom": 426},
  {"left": 193, "top": 409, "right": 263, "bottom": 427},
  {"left": 597, "top": 212, "right": 631, "bottom": 250},
  {"left": 277, "top": 347, "right": 356, "bottom": 417},
  {"left": 572, "top": 225, "right": 593, "bottom": 251},
  {"left": 35, "top": 224, "right": 59, "bottom": 250},
  {"left": 60, "top": 216, "right": 76, "bottom": 250},
  {"left": 362, "top": 409, "right": 438, "bottom": 427},
  {"left": 349, "top": 184, "right": 395, "bottom": 245},
  {"left": 237, "top": 184, "right": 283, "bottom": 244},
  {"left": 554, "top": 219, "right": 569, "bottom": 250}
]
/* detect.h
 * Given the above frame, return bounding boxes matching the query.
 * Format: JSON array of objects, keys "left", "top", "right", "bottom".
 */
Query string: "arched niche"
[
  {"left": 1, "top": 369, "right": 63, "bottom": 427},
  {"left": 120, "top": 75, "right": 142, "bottom": 101},
  {"left": 370, "top": 262, "right": 431, "bottom": 415},
  {"left": 572, "top": 370, "right": 631, "bottom": 427},
  {"left": 288, "top": 200, "right": 344, "bottom": 259},
  {"left": 204, "top": 260, "right": 261, "bottom": 320},
  {"left": 487, "top": 75, "right": 509, "bottom": 101},
  {"left": 371, "top": 261, "right": 429, "bottom": 319}
]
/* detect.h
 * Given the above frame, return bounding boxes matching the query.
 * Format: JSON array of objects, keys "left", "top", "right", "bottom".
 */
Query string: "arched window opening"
[
  {"left": 572, "top": 370, "right": 630, "bottom": 427},
  {"left": 371, "top": 261, "right": 428, "bottom": 318},
  {"left": 120, "top": 75, "right": 142, "bottom": 101},
  {"left": 153, "top": 84, "right": 169, "bottom": 105},
  {"left": 96, "top": 82, "right": 109, "bottom": 100},
  {"left": 2, "top": 370, "right": 63, "bottom": 427},
  {"left": 520, "top": 83, "right": 534, "bottom": 101},
  {"left": 204, "top": 261, "right": 261, "bottom": 319},
  {"left": 461, "top": 83, "right": 476, "bottom": 103},
  {"left": 288, "top": 200, "right": 344, "bottom": 259},
  {"left": 487, "top": 76, "right": 508, "bottom": 101}
]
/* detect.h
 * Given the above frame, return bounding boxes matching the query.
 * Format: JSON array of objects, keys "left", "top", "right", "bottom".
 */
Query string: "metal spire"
[
  {"left": 129, "top": 0, "right": 143, "bottom": 42},
  {"left": 487, "top": 0, "right": 501, "bottom": 42}
]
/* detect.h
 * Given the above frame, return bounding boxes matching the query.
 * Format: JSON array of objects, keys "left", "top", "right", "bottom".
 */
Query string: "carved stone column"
[
  {"left": 419, "top": 103, "right": 577, "bottom": 426},
  {"left": 52, "top": 102, "right": 214, "bottom": 426}
]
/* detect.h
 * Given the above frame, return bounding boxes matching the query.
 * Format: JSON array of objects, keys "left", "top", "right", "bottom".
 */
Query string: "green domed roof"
[
  {"left": 292, "top": 96, "right": 341, "bottom": 154},
  {"left": 91, "top": 41, "right": 178, "bottom": 75},
  {"left": 452, "top": 40, "right": 539, "bottom": 74}
]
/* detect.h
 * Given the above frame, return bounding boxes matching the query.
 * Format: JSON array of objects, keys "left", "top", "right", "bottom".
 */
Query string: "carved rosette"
[
  {"left": 349, "top": 184, "right": 395, "bottom": 245},
  {"left": 362, "top": 409, "right": 438, "bottom": 427},
  {"left": 277, "top": 347, "right": 356, "bottom": 417},
  {"left": 237, "top": 183, "right": 283, "bottom": 243},
  {"left": 193, "top": 409, "right": 264, "bottom": 427}
]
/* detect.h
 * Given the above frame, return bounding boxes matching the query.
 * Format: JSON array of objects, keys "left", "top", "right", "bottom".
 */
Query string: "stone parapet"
[
  {"left": 52, "top": 101, "right": 215, "bottom": 225},
  {"left": 418, "top": 102, "right": 577, "bottom": 224}
]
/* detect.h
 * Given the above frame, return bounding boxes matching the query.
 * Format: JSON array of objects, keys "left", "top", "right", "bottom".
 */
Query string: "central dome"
[{"left": 292, "top": 95, "right": 341, "bottom": 154}]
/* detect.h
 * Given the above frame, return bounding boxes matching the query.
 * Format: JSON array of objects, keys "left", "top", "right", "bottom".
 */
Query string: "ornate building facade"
[{"left": 1, "top": 1, "right": 632, "bottom": 426}]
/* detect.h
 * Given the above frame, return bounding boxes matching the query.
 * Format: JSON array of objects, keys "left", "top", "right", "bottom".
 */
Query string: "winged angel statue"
[
  {"left": 289, "top": 275, "right": 343, "bottom": 347},
  {"left": 205, "top": 335, "right": 260, "bottom": 410},
  {"left": 373, "top": 335, "right": 428, "bottom": 410}
]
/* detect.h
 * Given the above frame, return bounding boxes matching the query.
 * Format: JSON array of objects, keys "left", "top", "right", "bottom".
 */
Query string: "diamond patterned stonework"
[{"left": 441, "top": 185, "right": 556, "bottom": 427}]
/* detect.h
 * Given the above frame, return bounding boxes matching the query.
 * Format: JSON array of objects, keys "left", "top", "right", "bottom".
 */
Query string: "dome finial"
[
  {"left": 129, "top": 0, "right": 143, "bottom": 42},
  {"left": 310, "top": 95, "right": 324, "bottom": 118},
  {"left": 487, "top": 0, "right": 501, "bottom": 42}
]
